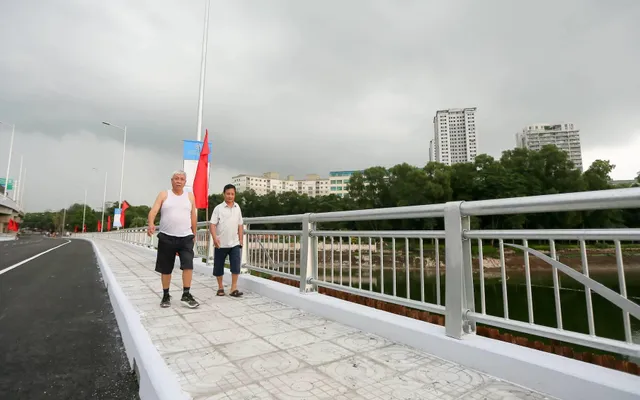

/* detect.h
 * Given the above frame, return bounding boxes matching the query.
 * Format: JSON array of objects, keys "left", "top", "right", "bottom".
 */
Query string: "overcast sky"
[{"left": 1, "top": 0, "right": 639, "bottom": 212}]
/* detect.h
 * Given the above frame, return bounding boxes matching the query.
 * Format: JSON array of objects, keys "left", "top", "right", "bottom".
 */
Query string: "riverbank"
[{"left": 315, "top": 249, "right": 640, "bottom": 273}]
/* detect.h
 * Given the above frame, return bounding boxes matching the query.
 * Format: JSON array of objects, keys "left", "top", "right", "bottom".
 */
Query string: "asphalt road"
[
  {"left": 0, "top": 236, "right": 139, "bottom": 399},
  {"left": 0, "top": 235, "right": 65, "bottom": 271}
]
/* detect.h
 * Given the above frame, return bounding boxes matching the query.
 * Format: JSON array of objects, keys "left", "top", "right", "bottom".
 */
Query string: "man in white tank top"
[{"left": 147, "top": 170, "right": 199, "bottom": 308}]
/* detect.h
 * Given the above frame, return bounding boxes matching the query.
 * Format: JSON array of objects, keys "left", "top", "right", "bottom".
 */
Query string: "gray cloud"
[{"left": 1, "top": 0, "right": 639, "bottom": 211}]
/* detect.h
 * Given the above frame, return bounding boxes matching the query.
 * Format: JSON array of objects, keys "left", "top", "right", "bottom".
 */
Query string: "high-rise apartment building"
[
  {"left": 433, "top": 107, "right": 478, "bottom": 166},
  {"left": 516, "top": 123, "right": 583, "bottom": 171},
  {"left": 232, "top": 172, "right": 330, "bottom": 197}
]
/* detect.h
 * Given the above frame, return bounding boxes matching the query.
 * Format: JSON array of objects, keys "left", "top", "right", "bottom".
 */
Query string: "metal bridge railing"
[{"left": 78, "top": 187, "right": 640, "bottom": 359}]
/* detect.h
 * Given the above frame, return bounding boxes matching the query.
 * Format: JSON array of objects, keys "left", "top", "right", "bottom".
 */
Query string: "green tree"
[{"left": 34, "top": 147, "right": 639, "bottom": 232}]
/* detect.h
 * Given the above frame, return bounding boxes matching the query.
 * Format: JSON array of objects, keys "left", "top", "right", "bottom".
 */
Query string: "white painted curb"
[
  {"left": 83, "top": 239, "right": 190, "bottom": 400},
  {"left": 101, "top": 240, "right": 640, "bottom": 400}
]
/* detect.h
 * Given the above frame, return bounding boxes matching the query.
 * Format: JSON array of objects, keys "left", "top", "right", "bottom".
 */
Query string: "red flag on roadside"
[
  {"left": 83, "top": 224, "right": 86, "bottom": 232},
  {"left": 107, "top": 216, "right": 111, "bottom": 231},
  {"left": 120, "top": 201, "right": 130, "bottom": 227},
  {"left": 7, "top": 219, "right": 18, "bottom": 232},
  {"left": 97, "top": 221, "right": 102, "bottom": 232},
  {"left": 193, "top": 129, "right": 210, "bottom": 209},
  {"left": 74, "top": 225, "right": 78, "bottom": 233}
]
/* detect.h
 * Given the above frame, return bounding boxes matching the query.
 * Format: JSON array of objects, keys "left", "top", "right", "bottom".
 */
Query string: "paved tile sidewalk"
[{"left": 96, "top": 239, "right": 554, "bottom": 400}]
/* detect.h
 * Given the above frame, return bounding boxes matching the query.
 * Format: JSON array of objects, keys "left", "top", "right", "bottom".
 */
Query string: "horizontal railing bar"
[
  {"left": 310, "top": 278, "right": 446, "bottom": 316},
  {"left": 468, "top": 312, "right": 640, "bottom": 359},
  {"left": 242, "top": 264, "right": 301, "bottom": 281},
  {"left": 310, "top": 204, "right": 446, "bottom": 222},
  {"left": 246, "top": 230, "right": 302, "bottom": 236},
  {"left": 312, "top": 230, "right": 446, "bottom": 239},
  {"left": 465, "top": 229, "right": 640, "bottom": 241},
  {"left": 460, "top": 187, "right": 640, "bottom": 216},
  {"left": 243, "top": 214, "right": 305, "bottom": 224}
]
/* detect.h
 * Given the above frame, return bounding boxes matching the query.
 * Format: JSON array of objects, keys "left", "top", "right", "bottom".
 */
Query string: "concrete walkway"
[{"left": 95, "top": 239, "right": 553, "bottom": 400}]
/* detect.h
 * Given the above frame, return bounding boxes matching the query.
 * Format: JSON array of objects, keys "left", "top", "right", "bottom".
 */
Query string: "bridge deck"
[{"left": 95, "top": 239, "right": 553, "bottom": 400}]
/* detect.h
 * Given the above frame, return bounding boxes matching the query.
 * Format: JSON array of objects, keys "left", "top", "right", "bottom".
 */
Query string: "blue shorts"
[{"left": 213, "top": 245, "right": 241, "bottom": 276}]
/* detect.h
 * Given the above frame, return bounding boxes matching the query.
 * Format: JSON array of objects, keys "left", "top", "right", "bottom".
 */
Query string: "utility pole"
[{"left": 61, "top": 208, "right": 66, "bottom": 236}]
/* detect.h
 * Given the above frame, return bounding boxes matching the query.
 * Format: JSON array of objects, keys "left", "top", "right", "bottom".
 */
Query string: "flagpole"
[
  {"left": 14, "top": 155, "right": 22, "bottom": 202},
  {"left": 205, "top": 161, "right": 210, "bottom": 265},
  {"left": 1, "top": 122, "right": 15, "bottom": 199},
  {"left": 20, "top": 167, "right": 26, "bottom": 209},
  {"left": 205, "top": 159, "right": 210, "bottom": 225},
  {"left": 196, "top": 0, "right": 210, "bottom": 142},
  {"left": 82, "top": 189, "right": 87, "bottom": 233}
]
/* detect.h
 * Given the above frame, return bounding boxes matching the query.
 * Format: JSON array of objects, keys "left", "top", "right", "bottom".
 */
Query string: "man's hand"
[
  {"left": 214, "top": 237, "right": 221, "bottom": 248},
  {"left": 148, "top": 191, "right": 166, "bottom": 237},
  {"left": 239, "top": 237, "right": 243, "bottom": 247}
]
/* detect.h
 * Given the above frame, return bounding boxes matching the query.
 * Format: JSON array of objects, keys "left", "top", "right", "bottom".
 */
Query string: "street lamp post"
[
  {"left": 102, "top": 121, "right": 127, "bottom": 229},
  {"left": 0, "top": 121, "right": 15, "bottom": 199},
  {"left": 93, "top": 167, "right": 107, "bottom": 232}
]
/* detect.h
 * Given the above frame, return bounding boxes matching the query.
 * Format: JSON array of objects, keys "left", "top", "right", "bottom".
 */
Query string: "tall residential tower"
[
  {"left": 516, "top": 123, "right": 583, "bottom": 171},
  {"left": 433, "top": 107, "right": 478, "bottom": 166}
]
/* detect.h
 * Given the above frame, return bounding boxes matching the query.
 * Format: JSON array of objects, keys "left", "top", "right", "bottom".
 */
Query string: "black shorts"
[
  {"left": 155, "top": 232, "right": 195, "bottom": 275},
  {"left": 213, "top": 245, "right": 242, "bottom": 276}
]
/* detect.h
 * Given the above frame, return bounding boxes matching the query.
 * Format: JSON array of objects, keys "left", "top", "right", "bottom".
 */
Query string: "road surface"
[{"left": 0, "top": 235, "right": 139, "bottom": 399}]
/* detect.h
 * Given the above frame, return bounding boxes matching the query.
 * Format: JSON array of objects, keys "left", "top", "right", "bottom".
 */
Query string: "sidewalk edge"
[{"left": 84, "top": 238, "right": 191, "bottom": 400}]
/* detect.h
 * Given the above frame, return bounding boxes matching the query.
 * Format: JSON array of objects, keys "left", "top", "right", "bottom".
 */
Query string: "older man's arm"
[
  {"left": 147, "top": 191, "right": 167, "bottom": 236},
  {"left": 188, "top": 192, "right": 197, "bottom": 238}
]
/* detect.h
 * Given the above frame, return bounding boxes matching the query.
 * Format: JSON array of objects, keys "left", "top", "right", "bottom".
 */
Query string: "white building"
[
  {"left": 329, "top": 170, "right": 364, "bottom": 197},
  {"left": 516, "top": 123, "right": 583, "bottom": 171},
  {"left": 433, "top": 107, "right": 478, "bottom": 166},
  {"left": 232, "top": 172, "right": 330, "bottom": 197}
]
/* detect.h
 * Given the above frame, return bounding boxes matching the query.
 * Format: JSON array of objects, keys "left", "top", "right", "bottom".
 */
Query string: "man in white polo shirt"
[{"left": 209, "top": 184, "right": 244, "bottom": 297}]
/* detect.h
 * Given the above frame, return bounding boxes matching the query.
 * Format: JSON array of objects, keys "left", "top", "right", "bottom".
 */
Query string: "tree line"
[{"left": 22, "top": 145, "right": 639, "bottom": 233}]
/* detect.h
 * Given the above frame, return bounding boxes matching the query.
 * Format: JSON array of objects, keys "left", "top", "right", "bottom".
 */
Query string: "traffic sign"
[{"left": 0, "top": 178, "right": 14, "bottom": 190}]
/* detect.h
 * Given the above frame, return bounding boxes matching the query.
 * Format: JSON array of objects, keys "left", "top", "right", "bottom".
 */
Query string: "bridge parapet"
[
  {"left": 81, "top": 188, "right": 640, "bottom": 363},
  {"left": 0, "top": 195, "right": 23, "bottom": 233},
  {"left": 0, "top": 195, "right": 23, "bottom": 214}
]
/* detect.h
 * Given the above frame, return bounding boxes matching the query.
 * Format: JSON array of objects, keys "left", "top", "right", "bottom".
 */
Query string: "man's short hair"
[
  {"left": 171, "top": 170, "right": 187, "bottom": 179},
  {"left": 223, "top": 184, "right": 236, "bottom": 193}
]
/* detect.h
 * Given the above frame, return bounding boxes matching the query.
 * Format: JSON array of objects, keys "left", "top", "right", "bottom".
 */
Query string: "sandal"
[
  {"left": 229, "top": 290, "right": 243, "bottom": 297},
  {"left": 216, "top": 289, "right": 225, "bottom": 296}
]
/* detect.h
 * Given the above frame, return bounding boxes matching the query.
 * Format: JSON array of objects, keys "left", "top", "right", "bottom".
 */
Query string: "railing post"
[
  {"left": 461, "top": 208, "right": 476, "bottom": 334},
  {"left": 206, "top": 223, "right": 214, "bottom": 267},
  {"left": 444, "top": 201, "right": 472, "bottom": 338},
  {"left": 240, "top": 224, "right": 249, "bottom": 274},
  {"left": 299, "top": 213, "right": 316, "bottom": 293}
]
